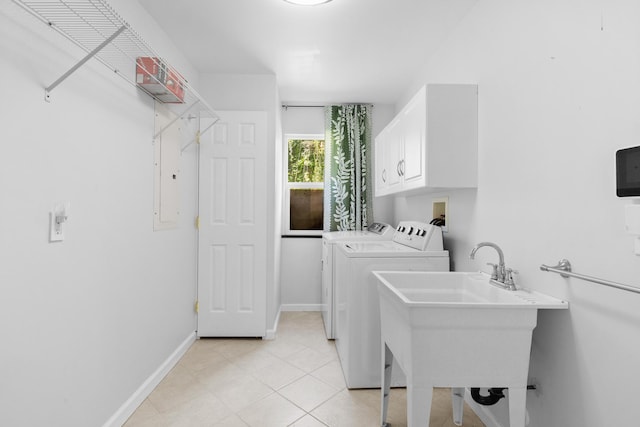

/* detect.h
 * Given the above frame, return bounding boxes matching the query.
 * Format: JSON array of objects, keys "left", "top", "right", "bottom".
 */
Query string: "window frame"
[{"left": 282, "top": 133, "right": 325, "bottom": 236}]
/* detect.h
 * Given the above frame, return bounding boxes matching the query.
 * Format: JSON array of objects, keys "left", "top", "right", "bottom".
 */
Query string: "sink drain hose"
[{"left": 470, "top": 388, "right": 506, "bottom": 405}]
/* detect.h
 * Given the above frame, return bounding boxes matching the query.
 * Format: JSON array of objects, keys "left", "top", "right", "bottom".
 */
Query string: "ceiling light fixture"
[{"left": 284, "top": 0, "right": 332, "bottom": 5}]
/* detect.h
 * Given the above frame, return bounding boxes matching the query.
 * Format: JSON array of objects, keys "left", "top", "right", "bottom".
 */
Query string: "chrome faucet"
[{"left": 469, "top": 242, "right": 517, "bottom": 290}]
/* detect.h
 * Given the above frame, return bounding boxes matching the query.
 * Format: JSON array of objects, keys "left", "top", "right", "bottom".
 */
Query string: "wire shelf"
[{"left": 12, "top": 0, "right": 217, "bottom": 127}]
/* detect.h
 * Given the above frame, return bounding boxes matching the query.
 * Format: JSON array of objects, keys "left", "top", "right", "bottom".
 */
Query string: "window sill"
[{"left": 281, "top": 234, "right": 323, "bottom": 238}]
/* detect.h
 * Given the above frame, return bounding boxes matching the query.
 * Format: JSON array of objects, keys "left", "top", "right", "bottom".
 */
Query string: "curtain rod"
[
  {"left": 281, "top": 104, "right": 374, "bottom": 110},
  {"left": 282, "top": 105, "right": 324, "bottom": 109}
]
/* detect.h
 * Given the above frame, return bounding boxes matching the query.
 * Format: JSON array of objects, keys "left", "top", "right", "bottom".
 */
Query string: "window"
[{"left": 283, "top": 134, "right": 325, "bottom": 235}]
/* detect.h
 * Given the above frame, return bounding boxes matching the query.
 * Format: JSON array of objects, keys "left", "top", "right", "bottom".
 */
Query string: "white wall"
[
  {"left": 280, "top": 239, "right": 323, "bottom": 309},
  {"left": 197, "top": 73, "right": 281, "bottom": 332},
  {"left": 280, "top": 106, "right": 325, "bottom": 310},
  {"left": 0, "top": 1, "right": 200, "bottom": 426},
  {"left": 391, "top": 0, "right": 640, "bottom": 425}
]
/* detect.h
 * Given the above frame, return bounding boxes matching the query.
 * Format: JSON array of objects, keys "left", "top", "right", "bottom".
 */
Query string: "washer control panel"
[
  {"left": 367, "top": 222, "right": 391, "bottom": 235},
  {"left": 393, "top": 221, "right": 444, "bottom": 251}
]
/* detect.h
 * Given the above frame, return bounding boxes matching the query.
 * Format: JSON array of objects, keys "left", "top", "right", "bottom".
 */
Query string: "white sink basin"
[
  {"left": 375, "top": 271, "right": 567, "bottom": 308},
  {"left": 374, "top": 270, "right": 568, "bottom": 427}
]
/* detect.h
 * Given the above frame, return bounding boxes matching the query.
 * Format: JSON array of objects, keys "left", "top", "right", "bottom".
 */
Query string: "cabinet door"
[
  {"left": 374, "top": 130, "right": 388, "bottom": 197},
  {"left": 385, "top": 117, "right": 403, "bottom": 192},
  {"left": 400, "top": 88, "right": 426, "bottom": 189}
]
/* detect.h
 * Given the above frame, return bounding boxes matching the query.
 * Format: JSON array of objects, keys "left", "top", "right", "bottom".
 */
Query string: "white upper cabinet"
[{"left": 374, "top": 84, "right": 478, "bottom": 197}]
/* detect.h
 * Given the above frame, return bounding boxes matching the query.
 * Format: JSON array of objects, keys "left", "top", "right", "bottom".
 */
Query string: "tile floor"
[{"left": 124, "top": 311, "right": 485, "bottom": 426}]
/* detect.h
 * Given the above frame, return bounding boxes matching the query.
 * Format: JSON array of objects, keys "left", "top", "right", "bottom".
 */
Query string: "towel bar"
[{"left": 540, "top": 259, "right": 640, "bottom": 294}]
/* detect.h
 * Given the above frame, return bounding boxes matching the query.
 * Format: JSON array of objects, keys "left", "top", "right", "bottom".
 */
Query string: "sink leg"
[
  {"left": 451, "top": 387, "right": 465, "bottom": 426},
  {"left": 508, "top": 387, "right": 527, "bottom": 427},
  {"left": 381, "top": 343, "right": 393, "bottom": 427},
  {"left": 407, "top": 383, "right": 433, "bottom": 427}
]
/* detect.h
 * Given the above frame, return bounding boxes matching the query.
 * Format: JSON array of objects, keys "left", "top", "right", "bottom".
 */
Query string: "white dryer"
[
  {"left": 334, "top": 222, "right": 449, "bottom": 389},
  {"left": 321, "top": 222, "right": 393, "bottom": 339}
]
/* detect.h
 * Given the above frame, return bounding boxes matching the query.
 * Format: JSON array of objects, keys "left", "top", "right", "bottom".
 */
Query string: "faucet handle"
[
  {"left": 505, "top": 268, "right": 519, "bottom": 289},
  {"left": 486, "top": 263, "right": 498, "bottom": 280}
]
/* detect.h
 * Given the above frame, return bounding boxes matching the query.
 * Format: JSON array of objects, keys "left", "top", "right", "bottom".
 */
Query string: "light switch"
[{"left": 49, "top": 202, "right": 70, "bottom": 242}]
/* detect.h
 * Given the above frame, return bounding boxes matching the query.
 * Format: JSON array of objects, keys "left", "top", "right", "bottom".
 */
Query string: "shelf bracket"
[
  {"left": 45, "top": 25, "right": 127, "bottom": 102},
  {"left": 153, "top": 100, "right": 201, "bottom": 140}
]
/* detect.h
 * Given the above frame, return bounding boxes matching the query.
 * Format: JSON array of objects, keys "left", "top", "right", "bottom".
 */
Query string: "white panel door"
[{"left": 198, "top": 111, "right": 268, "bottom": 337}]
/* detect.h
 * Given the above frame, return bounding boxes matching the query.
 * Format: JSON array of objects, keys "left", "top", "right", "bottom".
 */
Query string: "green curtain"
[{"left": 324, "top": 104, "right": 373, "bottom": 231}]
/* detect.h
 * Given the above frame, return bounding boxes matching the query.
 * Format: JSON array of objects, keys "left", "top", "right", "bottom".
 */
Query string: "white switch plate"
[
  {"left": 49, "top": 202, "right": 69, "bottom": 242},
  {"left": 49, "top": 211, "right": 63, "bottom": 242}
]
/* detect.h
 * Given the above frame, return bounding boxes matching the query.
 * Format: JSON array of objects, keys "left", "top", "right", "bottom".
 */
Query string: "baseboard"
[
  {"left": 264, "top": 307, "right": 282, "bottom": 340},
  {"left": 102, "top": 332, "right": 196, "bottom": 427},
  {"left": 265, "top": 304, "right": 321, "bottom": 339},
  {"left": 464, "top": 390, "right": 503, "bottom": 427},
  {"left": 280, "top": 304, "right": 322, "bottom": 311}
]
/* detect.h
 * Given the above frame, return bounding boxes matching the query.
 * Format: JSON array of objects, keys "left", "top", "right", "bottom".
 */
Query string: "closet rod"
[
  {"left": 282, "top": 105, "right": 324, "bottom": 108},
  {"left": 540, "top": 259, "right": 640, "bottom": 294}
]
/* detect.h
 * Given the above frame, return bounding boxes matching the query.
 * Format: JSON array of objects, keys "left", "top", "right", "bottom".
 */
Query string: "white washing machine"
[
  {"left": 334, "top": 221, "right": 449, "bottom": 389},
  {"left": 321, "top": 222, "right": 394, "bottom": 339}
]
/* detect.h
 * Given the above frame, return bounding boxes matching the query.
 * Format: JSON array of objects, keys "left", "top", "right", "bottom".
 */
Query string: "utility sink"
[
  {"left": 373, "top": 271, "right": 568, "bottom": 427},
  {"left": 376, "top": 271, "right": 567, "bottom": 307}
]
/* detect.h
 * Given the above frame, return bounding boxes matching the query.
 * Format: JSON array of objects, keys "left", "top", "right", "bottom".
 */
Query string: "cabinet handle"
[
  {"left": 397, "top": 160, "right": 405, "bottom": 176},
  {"left": 382, "top": 169, "right": 387, "bottom": 183}
]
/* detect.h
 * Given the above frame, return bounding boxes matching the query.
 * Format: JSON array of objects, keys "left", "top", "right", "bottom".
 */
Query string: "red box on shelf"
[
  {"left": 160, "top": 69, "right": 186, "bottom": 103},
  {"left": 136, "top": 57, "right": 166, "bottom": 93},
  {"left": 135, "top": 57, "right": 186, "bottom": 103}
]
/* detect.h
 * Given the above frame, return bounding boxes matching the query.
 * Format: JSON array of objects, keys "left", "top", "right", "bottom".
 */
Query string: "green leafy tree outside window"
[{"left": 288, "top": 139, "right": 325, "bottom": 182}]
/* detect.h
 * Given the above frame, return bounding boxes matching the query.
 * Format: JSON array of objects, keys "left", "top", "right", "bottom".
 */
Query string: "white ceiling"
[{"left": 138, "top": 0, "right": 477, "bottom": 105}]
